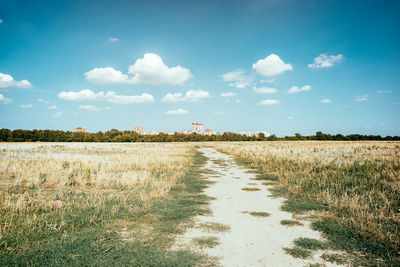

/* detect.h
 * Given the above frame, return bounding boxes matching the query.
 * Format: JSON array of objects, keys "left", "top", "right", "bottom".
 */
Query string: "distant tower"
[{"left": 134, "top": 126, "right": 144, "bottom": 134}]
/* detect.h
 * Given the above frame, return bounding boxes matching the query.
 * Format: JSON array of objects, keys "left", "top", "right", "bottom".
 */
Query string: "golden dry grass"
[{"left": 0, "top": 142, "right": 193, "bottom": 206}]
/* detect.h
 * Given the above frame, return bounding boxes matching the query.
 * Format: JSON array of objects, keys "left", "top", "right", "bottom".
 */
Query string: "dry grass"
[
  {"left": 0, "top": 142, "right": 192, "bottom": 204},
  {"left": 0, "top": 142, "right": 207, "bottom": 265},
  {"left": 209, "top": 141, "right": 400, "bottom": 265}
]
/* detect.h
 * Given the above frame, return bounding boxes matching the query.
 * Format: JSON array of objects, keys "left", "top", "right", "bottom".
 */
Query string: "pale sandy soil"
[{"left": 174, "top": 147, "right": 344, "bottom": 267}]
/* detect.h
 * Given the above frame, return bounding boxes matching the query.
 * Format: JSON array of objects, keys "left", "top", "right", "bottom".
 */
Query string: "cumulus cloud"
[
  {"left": 220, "top": 92, "right": 237, "bottom": 97},
  {"left": 252, "top": 54, "right": 293, "bottom": 77},
  {"left": 53, "top": 112, "right": 62, "bottom": 118},
  {"left": 109, "top": 37, "right": 118, "bottom": 42},
  {"left": 79, "top": 105, "right": 111, "bottom": 112},
  {"left": 162, "top": 90, "right": 210, "bottom": 103},
  {"left": 288, "top": 85, "right": 311, "bottom": 93},
  {"left": 85, "top": 53, "right": 192, "bottom": 85},
  {"left": 355, "top": 95, "right": 368, "bottom": 102},
  {"left": 58, "top": 89, "right": 155, "bottom": 104},
  {"left": 252, "top": 86, "right": 278, "bottom": 94},
  {"left": 256, "top": 99, "right": 280, "bottom": 105},
  {"left": 165, "top": 108, "right": 189, "bottom": 115},
  {"left": 222, "top": 69, "right": 252, "bottom": 88},
  {"left": 129, "top": 53, "right": 192, "bottom": 85},
  {"left": 85, "top": 67, "right": 130, "bottom": 85},
  {"left": 20, "top": 104, "right": 33, "bottom": 108},
  {"left": 288, "top": 116, "right": 293, "bottom": 120},
  {"left": 0, "top": 73, "right": 32, "bottom": 89},
  {"left": 308, "top": 54, "right": 344, "bottom": 68},
  {"left": 0, "top": 94, "right": 12, "bottom": 104},
  {"left": 321, "top": 98, "right": 331, "bottom": 103}
]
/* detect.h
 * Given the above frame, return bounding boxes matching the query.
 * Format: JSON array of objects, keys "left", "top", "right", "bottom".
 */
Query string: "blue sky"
[{"left": 0, "top": 0, "right": 399, "bottom": 136}]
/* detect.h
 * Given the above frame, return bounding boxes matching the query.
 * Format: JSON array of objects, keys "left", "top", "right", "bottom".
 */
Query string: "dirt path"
[{"left": 174, "top": 147, "right": 342, "bottom": 267}]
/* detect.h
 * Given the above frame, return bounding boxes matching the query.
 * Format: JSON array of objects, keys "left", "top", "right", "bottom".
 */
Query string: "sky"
[{"left": 0, "top": 0, "right": 399, "bottom": 136}]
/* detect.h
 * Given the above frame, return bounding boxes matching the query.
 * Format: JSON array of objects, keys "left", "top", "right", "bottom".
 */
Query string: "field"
[
  {"left": 0, "top": 143, "right": 213, "bottom": 266},
  {"left": 210, "top": 141, "right": 400, "bottom": 265},
  {"left": 0, "top": 141, "right": 399, "bottom": 266}
]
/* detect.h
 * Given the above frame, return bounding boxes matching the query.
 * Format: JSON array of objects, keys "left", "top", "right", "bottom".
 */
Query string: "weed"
[
  {"left": 283, "top": 247, "right": 312, "bottom": 259},
  {"left": 192, "top": 236, "right": 220, "bottom": 248},
  {"left": 242, "top": 211, "right": 271, "bottom": 217},
  {"left": 280, "top": 220, "right": 303, "bottom": 227},
  {"left": 293, "top": 238, "right": 326, "bottom": 250},
  {"left": 198, "top": 222, "right": 231, "bottom": 233},
  {"left": 241, "top": 187, "right": 260, "bottom": 191},
  {"left": 321, "top": 253, "right": 347, "bottom": 265}
]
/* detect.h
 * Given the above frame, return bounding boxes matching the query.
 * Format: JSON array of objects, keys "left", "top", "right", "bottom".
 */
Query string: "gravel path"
[{"left": 174, "top": 147, "right": 343, "bottom": 267}]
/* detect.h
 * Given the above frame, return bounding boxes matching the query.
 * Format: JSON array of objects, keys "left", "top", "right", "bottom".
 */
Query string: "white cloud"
[
  {"left": 377, "top": 90, "right": 392, "bottom": 94},
  {"left": 260, "top": 79, "right": 275, "bottom": 84},
  {"left": 220, "top": 92, "right": 237, "bottom": 97},
  {"left": 109, "top": 37, "right": 118, "bottom": 42},
  {"left": 85, "top": 53, "right": 192, "bottom": 85},
  {"left": 85, "top": 67, "right": 130, "bottom": 84},
  {"left": 257, "top": 99, "right": 280, "bottom": 105},
  {"left": 48, "top": 104, "right": 58, "bottom": 109},
  {"left": 321, "top": 98, "right": 331, "bottom": 103},
  {"left": 20, "top": 104, "right": 33, "bottom": 108},
  {"left": 0, "top": 19, "right": 3, "bottom": 24},
  {"left": 162, "top": 90, "right": 210, "bottom": 103},
  {"left": 53, "top": 112, "right": 62, "bottom": 118},
  {"left": 252, "top": 54, "right": 293, "bottom": 77},
  {"left": 252, "top": 86, "right": 278, "bottom": 94},
  {"left": 235, "top": 99, "right": 241, "bottom": 103},
  {"left": 0, "top": 94, "right": 12, "bottom": 104},
  {"left": 288, "top": 85, "right": 312, "bottom": 94},
  {"left": 0, "top": 73, "right": 32, "bottom": 89},
  {"left": 58, "top": 89, "right": 155, "bottom": 104},
  {"left": 165, "top": 108, "right": 189, "bottom": 115},
  {"left": 288, "top": 116, "right": 293, "bottom": 120},
  {"left": 355, "top": 95, "right": 368, "bottom": 102},
  {"left": 128, "top": 53, "right": 192, "bottom": 85},
  {"left": 308, "top": 54, "right": 344, "bottom": 68},
  {"left": 79, "top": 105, "right": 111, "bottom": 112},
  {"left": 222, "top": 69, "right": 252, "bottom": 88}
]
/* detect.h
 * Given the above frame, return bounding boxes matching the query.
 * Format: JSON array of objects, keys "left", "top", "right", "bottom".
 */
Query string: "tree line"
[{"left": 0, "top": 129, "right": 398, "bottom": 142}]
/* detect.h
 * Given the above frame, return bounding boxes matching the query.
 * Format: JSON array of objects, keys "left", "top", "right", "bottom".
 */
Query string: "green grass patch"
[
  {"left": 198, "top": 222, "right": 230, "bottom": 233},
  {"left": 283, "top": 247, "right": 312, "bottom": 259},
  {"left": 281, "top": 197, "right": 327, "bottom": 214},
  {"left": 280, "top": 220, "right": 303, "bottom": 227},
  {"left": 241, "top": 187, "right": 260, "bottom": 191},
  {"left": 321, "top": 253, "right": 347, "bottom": 265},
  {"left": 247, "top": 211, "right": 271, "bottom": 217},
  {"left": 192, "top": 236, "right": 220, "bottom": 248},
  {"left": 294, "top": 237, "right": 326, "bottom": 250}
]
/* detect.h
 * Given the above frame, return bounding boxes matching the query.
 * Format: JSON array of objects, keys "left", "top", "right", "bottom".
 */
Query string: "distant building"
[
  {"left": 206, "top": 128, "right": 213, "bottom": 136},
  {"left": 74, "top": 127, "right": 86, "bottom": 133},
  {"left": 191, "top": 123, "right": 204, "bottom": 133},
  {"left": 134, "top": 126, "right": 144, "bottom": 134}
]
